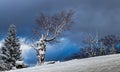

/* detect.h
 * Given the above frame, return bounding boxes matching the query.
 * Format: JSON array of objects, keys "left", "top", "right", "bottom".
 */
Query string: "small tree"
[
  {"left": 110, "top": 44, "right": 117, "bottom": 54},
  {"left": 0, "top": 24, "right": 21, "bottom": 70},
  {"left": 100, "top": 42, "right": 106, "bottom": 55},
  {"left": 82, "top": 33, "right": 100, "bottom": 57},
  {"left": 100, "top": 35, "right": 119, "bottom": 54},
  {"left": 32, "top": 10, "right": 74, "bottom": 65}
]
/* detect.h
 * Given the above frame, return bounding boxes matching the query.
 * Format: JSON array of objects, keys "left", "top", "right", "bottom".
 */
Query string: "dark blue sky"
[
  {"left": 0, "top": 0, "right": 120, "bottom": 38},
  {"left": 1, "top": 0, "right": 120, "bottom": 65},
  {"left": 0, "top": 0, "right": 42, "bottom": 37}
]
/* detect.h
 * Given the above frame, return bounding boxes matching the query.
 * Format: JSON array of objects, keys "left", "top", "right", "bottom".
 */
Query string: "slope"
[{"left": 7, "top": 54, "right": 120, "bottom": 72}]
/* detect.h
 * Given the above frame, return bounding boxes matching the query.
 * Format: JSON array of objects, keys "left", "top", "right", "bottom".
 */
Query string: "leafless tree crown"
[{"left": 34, "top": 10, "right": 74, "bottom": 42}]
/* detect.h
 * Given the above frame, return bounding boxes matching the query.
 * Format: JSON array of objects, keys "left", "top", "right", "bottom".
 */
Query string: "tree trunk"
[
  {"left": 36, "top": 38, "right": 46, "bottom": 65},
  {"left": 100, "top": 42, "right": 106, "bottom": 55},
  {"left": 110, "top": 44, "right": 116, "bottom": 54}
]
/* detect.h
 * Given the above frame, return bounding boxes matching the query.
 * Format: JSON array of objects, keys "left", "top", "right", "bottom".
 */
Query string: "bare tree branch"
[{"left": 35, "top": 10, "right": 74, "bottom": 42}]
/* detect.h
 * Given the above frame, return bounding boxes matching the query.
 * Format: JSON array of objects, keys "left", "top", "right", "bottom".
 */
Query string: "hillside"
[{"left": 7, "top": 54, "right": 120, "bottom": 72}]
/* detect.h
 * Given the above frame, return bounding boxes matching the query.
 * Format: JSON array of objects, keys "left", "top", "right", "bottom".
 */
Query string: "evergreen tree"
[
  {"left": 0, "top": 24, "right": 21, "bottom": 70},
  {"left": 0, "top": 47, "right": 11, "bottom": 71}
]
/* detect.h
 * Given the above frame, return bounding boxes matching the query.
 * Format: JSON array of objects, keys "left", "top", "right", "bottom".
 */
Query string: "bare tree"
[
  {"left": 82, "top": 32, "right": 100, "bottom": 57},
  {"left": 100, "top": 35, "right": 119, "bottom": 54},
  {"left": 32, "top": 10, "right": 74, "bottom": 65},
  {"left": 110, "top": 44, "right": 117, "bottom": 54},
  {"left": 100, "top": 42, "right": 106, "bottom": 55}
]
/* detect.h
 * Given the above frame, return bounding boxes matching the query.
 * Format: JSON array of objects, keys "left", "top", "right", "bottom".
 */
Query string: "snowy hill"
[{"left": 6, "top": 54, "right": 120, "bottom": 72}]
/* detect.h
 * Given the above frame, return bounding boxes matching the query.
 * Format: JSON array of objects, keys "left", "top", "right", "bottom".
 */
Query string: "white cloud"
[
  {"left": 19, "top": 38, "right": 33, "bottom": 58},
  {"left": 0, "top": 37, "right": 34, "bottom": 60},
  {"left": 0, "top": 36, "right": 68, "bottom": 54},
  {"left": 0, "top": 39, "right": 4, "bottom": 48},
  {"left": 0, "top": 37, "right": 78, "bottom": 62}
]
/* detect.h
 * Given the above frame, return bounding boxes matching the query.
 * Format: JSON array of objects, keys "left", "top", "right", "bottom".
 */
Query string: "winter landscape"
[
  {"left": 0, "top": 0, "right": 120, "bottom": 72},
  {"left": 6, "top": 54, "right": 120, "bottom": 72}
]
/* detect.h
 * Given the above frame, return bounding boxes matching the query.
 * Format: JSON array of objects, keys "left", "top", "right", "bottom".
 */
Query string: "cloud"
[
  {"left": 0, "top": 39, "right": 4, "bottom": 48},
  {"left": 0, "top": 36, "right": 79, "bottom": 65},
  {"left": 0, "top": 37, "right": 37, "bottom": 65},
  {"left": 19, "top": 38, "right": 32, "bottom": 58},
  {"left": 19, "top": 38, "right": 37, "bottom": 65},
  {"left": 39, "top": 0, "right": 120, "bottom": 44},
  {"left": 19, "top": 37, "right": 79, "bottom": 65},
  {"left": 46, "top": 38, "right": 79, "bottom": 61},
  {"left": 1, "top": 0, "right": 120, "bottom": 46}
]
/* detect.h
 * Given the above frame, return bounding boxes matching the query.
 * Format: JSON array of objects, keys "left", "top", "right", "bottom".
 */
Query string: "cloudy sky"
[{"left": 0, "top": 0, "right": 120, "bottom": 65}]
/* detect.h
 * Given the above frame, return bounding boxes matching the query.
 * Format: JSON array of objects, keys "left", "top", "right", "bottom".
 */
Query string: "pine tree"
[
  {"left": 0, "top": 24, "right": 21, "bottom": 70},
  {"left": 0, "top": 47, "right": 11, "bottom": 71}
]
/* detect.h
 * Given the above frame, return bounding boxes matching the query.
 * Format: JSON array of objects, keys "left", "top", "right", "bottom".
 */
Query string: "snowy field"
[{"left": 6, "top": 54, "right": 120, "bottom": 72}]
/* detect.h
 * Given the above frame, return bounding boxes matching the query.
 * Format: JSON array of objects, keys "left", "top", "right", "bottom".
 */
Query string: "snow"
[
  {"left": 16, "top": 61, "right": 24, "bottom": 66},
  {"left": 6, "top": 54, "right": 120, "bottom": 72},
  {"left": 39, "top": 50, "right": 45, "bottom": 54}
]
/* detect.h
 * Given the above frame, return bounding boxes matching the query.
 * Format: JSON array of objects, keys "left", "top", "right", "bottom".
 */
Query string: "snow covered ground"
[{"left": 6, "top": 54, "right": 120, "bottom": 72}]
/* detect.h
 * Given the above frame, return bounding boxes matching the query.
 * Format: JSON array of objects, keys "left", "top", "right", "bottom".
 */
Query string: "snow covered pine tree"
[
  {"left": 0, "top": 24, "right": 21, "bottom": 70},
  {"left": 0, "top": 49, "right": 11, "bottom": 71},
  {"left": 32, "top": 10, "right": 74, "bottom": 65}
]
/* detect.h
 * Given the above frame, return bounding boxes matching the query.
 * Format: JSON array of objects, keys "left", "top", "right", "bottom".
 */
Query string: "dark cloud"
[
  {"left": 38, "top": 0, "right": 120, "bottom": 44},
  {"left": 0, "top": 0, "right": 47, "bottom": 37},
  {"left": 0, "top": 0, "right": 120, "bottom": 40},
  {"left": 73, "top": 0, "right": 120, "bottom": 35},
  {"left": 1, "top": 0, "right": 120, "bottom": 63}
]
